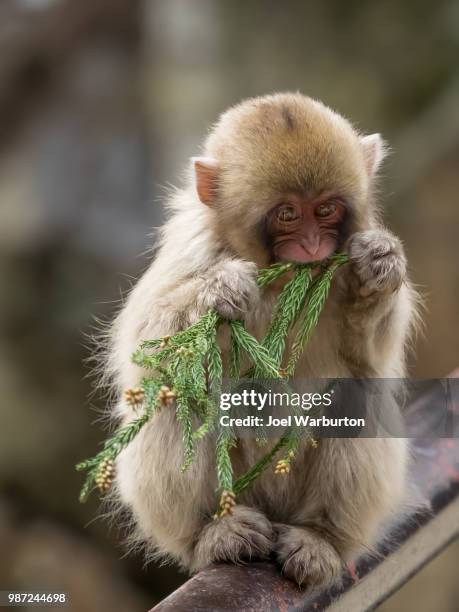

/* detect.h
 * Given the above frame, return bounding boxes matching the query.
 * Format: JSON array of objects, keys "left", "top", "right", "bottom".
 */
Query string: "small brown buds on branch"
[
  {"left": 216, "top": 490, "right": 236, "bottom": 518},
  {"left": 124, "top": 387, "right": 145, "bottom": 407},
  {"left": 274, "top": 458, "right": 291, "bottom": 475},
  {"left": 96, "top": 458, "right": 115, "bottom": 493},
  {"left": 157, "top": 385, "right": 177, "bottom": 407},
  {"left": 176, "top": 346, "right": 194, "bottom": 358},
  {"left": 159, "top": 335, "right": 171, "bottom": 349}
]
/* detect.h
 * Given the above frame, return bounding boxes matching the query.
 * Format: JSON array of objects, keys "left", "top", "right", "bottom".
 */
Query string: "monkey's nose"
[{"left": 300, "top": 234, "right": 320, "bottom": 256}]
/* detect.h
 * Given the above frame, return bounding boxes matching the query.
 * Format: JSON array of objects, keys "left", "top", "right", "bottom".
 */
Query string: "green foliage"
[
  {"left": 286, "top": 253, "right": 348, "bottom": 375},
  {"left": 216, "top": 430, "right": 237, "bottom": 492},
  {"left": 75, "top": 398, "right": 156, "bottom": 502},
  {"left": 76, "top": 254, "right": 348, "bottom": 509},
  {"left": 229, "top": 320, "right": 279, "bottom": 378},
  {"left": 256, "top": 262, "right": 294, "bottom": 287},
  {"left": 233, "top": 435, "right": 291, "bottom": 495},
  {"left": 259, "top": 265, "right": 312, "bottom": 369}
]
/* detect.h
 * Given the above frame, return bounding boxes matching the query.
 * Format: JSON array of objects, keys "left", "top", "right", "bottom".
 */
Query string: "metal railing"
[{"left": 152, "top": 371, "right": 459, "bottom": 611}]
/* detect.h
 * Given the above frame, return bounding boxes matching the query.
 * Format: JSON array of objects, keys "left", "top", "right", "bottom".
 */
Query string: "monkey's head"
[{"left": 192, "top": 93, "right": 387, "bottom": 266}]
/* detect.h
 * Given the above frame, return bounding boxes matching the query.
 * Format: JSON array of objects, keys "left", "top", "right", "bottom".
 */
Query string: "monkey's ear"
[
  {"left": 360, "top": 134, "right": 388, "bottom": 177},
  {"left": 192, "top": 156, "right": 220, "bottom": 206}
]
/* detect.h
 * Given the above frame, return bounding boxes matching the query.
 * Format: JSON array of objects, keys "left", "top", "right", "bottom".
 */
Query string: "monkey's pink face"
[{"left": 266, "top": 193, "right": 346, "bottom": 263}]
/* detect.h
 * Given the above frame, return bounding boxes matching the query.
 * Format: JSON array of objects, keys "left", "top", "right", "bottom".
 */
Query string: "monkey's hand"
[
  {"left": 346, "top": 229, "right": 407, "bottom": 297},
  {"left": 197, "top": 259, "right": 260, "bottom": 320}
]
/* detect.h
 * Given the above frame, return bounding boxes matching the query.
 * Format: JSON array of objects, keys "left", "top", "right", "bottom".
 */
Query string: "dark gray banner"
[{"left": 212, "top": 379, "right": 459, "bottom": 438}]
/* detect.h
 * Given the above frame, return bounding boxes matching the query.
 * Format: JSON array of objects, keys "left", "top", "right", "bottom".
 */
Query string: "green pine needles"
[{"left": 76, "top": 253, "right": 348, "bottom": 514}]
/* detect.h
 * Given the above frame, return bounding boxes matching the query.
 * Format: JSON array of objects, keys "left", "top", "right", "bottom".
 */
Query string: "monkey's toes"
[
  {"left": 191, "top": 505, "right": 273, "bottom": 571},
  {"left": 274, "top": 526, "right": 343, "bottom": 588}
]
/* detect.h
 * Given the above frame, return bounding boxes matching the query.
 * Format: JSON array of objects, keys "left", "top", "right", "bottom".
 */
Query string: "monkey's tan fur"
[{"left": 108, "top": 93, "right": 418, "bottom": 588}]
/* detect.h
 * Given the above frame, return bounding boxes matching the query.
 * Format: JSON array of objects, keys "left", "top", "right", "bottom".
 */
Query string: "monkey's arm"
[
  {"left": 113, "top": 255, "right": 261, "bottom": 388},
  {"left": 337, "top": 228, "right": 414, "bottom": 376},
  {"left": 161, "top": 258, "right": 260, "bottom": 325},
  {"left": 112, "top": 255, "right": 271, "bottom": 570}
]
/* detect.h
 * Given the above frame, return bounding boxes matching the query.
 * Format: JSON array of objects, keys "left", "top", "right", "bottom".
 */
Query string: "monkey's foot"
[
  {"left": 274, "top": 525, "right": 343, "bottom": 588},
  {"left": 191, "top": 505, "right": 273, "bottom": 571}
]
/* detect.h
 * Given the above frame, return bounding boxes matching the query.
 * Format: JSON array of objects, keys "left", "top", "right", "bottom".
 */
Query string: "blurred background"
[{"left": 0, "top": 0, "right": 458, "bottom": 610}]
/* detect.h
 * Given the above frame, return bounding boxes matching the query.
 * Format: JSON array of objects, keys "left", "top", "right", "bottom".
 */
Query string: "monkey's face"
[
  {"left": 266, "top": 193, "right": 346, "bottom": 263},
  {"left": 193, "top": 93, "right": 386, "bottom": 266}
]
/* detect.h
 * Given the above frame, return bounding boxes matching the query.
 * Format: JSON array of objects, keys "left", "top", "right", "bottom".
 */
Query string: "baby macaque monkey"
[{"left": 110, "top": 93, "right": 417, "bottom": 588}]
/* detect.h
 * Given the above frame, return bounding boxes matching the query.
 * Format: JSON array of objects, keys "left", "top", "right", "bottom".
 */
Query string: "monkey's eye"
[
  {"left": 315, "top": 202, "right": 338, "bottom": 218},
  {"left": 276, "top": 204, "right": 299, "bottom": 223}
]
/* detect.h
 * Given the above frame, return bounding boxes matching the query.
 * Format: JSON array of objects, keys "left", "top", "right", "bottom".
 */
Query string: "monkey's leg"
[
  {"left": 274, "top": 437, "right": 408, "bottom": 588},
  {"left": 274, "top": 524, "right": 343, "bottom": 588},
  {"left": 116, "top": 409, "right": 273, "bottom": 570},
  {"left": 191, "top": 505, "right": 274, "bottom": 571},
  {"left": 115, "top": 410, "right": 214, "bottom": 568}
]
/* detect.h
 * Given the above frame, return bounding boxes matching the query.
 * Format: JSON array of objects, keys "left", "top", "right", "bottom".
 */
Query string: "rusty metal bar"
[{"left": 152, "top": 372, "right": 459, "bottom": 611}]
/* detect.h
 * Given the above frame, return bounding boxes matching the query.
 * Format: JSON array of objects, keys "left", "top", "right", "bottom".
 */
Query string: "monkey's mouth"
[{"left": 273, "top": 238, "right": 335, "bottom": 264}]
